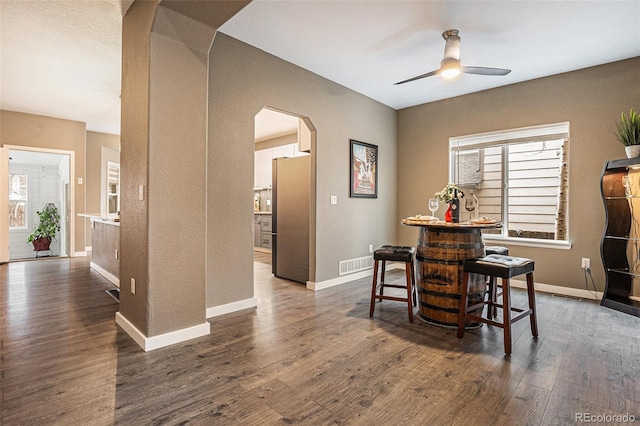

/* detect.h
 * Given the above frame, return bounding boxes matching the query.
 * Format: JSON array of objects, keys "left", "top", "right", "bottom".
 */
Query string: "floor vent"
[{"left": 339, "top": 255, "right": 373, "bottom": 276}]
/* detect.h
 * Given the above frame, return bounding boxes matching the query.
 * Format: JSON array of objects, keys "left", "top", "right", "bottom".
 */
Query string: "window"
[
  {"left": 9, "top": 173, "right": 28, "bottom": 229},
  {"left": 107, "top": 162, "right": 120, "bottom": 214},
  {"left": 450, "top": 123, "right": 569, "bottom": 243}
]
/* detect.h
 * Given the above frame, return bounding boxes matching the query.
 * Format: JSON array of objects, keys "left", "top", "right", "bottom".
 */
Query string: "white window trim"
[
  {"left": 450, "top": 122, "right": 570, "bottom": 247},
  {"left": 9, "top": 173, "right": 28, "bottom": 230}
]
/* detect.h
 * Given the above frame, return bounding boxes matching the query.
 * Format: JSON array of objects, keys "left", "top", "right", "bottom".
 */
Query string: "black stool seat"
[
  {"left": 476, "top": 249, "right": 510, "bottom": 320},
  {"left": 370, "top": 245, "right": 417, "bottom": 322},
  {"left": 464, "top": 254, "right": 534, "bottom": 278},
  {"left": 457, "top": 254, "right": 538, "bottom": 356},
  {"left": 374, "top": 245, "right": 415, "bottom": 263},
  {"left": 484, "top": 246, "right": 509, "bottom": 256}
]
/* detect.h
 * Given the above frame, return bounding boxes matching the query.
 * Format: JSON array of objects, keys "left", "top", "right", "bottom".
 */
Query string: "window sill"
[{"left": 483, "top": 235, "right": 572, "bottom": 250}]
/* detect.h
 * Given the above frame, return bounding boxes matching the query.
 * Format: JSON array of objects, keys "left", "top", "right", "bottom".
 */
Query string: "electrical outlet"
[
  {"left": 581, "top": 258, "right": 590, "bottom": 270},
  {"left": 131, "top": 278, "right": 136, "bottom": 294}
]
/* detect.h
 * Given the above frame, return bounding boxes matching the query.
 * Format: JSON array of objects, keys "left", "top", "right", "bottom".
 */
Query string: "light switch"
[
  {"left": 138, "top": 185, "right": 144, "bottom": 201},
  {"left": 77, "top": 177, "right": 83, "bottom": 184},
  {"left": 330, "top": 195, "right": 337, "bottom": 205}
]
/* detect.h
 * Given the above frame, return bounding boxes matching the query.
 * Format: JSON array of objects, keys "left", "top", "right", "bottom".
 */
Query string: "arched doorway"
[{"left": 253, "top": 107, "right": 316, "bottom": 285}]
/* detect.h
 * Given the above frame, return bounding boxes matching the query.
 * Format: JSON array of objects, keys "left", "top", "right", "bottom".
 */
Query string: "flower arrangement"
[{"left": 435, "top": 182, "right": 464, "bottom": 203}]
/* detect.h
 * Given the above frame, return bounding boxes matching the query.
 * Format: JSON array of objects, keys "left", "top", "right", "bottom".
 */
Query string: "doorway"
[
  {"left": 253, "top": 107, "right": 315, "bottom": 286},
  {"left": 1, "top": 146, "right": 74, "bottom": 262}
]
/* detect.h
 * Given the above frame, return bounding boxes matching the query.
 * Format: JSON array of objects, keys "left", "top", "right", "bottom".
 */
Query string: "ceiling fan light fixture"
[
  {"left": 440, "top": 58, "right": 461, "bottom": 79},
  {"left": 441, "top": 68, "right": 460, "bottom": 79}
]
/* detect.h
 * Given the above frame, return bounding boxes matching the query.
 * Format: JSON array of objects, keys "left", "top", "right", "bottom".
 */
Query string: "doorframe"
[
  {"left": 0, "top": 147, "right": 8, "bottom": 263},
  {"left": 1, "top": 145, "right": 76, "bottom": 259}
]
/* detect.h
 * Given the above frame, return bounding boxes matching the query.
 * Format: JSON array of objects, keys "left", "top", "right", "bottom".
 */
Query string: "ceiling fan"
[{"left": 395, "top": 29, "right": 511, "bottom": 85}]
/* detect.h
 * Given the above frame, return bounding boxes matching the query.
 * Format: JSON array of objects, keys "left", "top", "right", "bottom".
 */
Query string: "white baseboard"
[
  {"left": 309, "top": 262, "right": 603, "bottom": 301},
  {"left": 206, "top": 297, "right": 257, "bottom": 318},
  {"left": 510, "top": 279, "right": 603, "bottom": 300},
  {"left": 115, "top": 312, "right": 211, "bottom": 352},
  {"left": 307, "top": 262, "right": 403, "bottom": 291},
  {"left": 90, "top": 261, "right": 120, "bottom": 287},
  {"left": 73, "top": 251, "right": 87, "bottom": 257}
]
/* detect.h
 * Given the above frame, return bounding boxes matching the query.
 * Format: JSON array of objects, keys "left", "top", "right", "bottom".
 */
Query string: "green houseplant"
[
  {"left": 27, "top": 203, "right": 61, "bottom": 251},
  {"left": 615, "top": 107, "right": 640, "bottom": 158}
]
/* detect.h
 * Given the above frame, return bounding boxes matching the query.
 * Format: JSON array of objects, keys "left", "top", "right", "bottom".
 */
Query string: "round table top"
[{"left": 401, "top": 218, "right": 502, "bottom": 230}]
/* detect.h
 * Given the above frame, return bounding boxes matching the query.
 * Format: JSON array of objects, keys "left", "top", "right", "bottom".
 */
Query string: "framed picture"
[{"left": 350, "top": 139, "right": 378, "bottom": 198}]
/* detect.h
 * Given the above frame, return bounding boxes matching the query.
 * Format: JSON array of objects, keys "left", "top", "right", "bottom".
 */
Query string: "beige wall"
[
  {"left": 397, "top": 57, "right": 640, "bottom": 291},
  {"left": 120, "top": 0, "right": 156, "bottom": 334},
  {"left": 0, "top": 110, "right": 87, "bottom": 254},
  {"left": 207, "top": 33, "right": 398, "bottom": 306},
  {"left": 85, "top": 131, "right": 119, "bottom": 247}
]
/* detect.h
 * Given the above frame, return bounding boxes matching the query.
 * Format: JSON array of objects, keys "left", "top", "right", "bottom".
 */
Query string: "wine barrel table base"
[{"left": 416, "top": 226, "right": 486, "bottom": 327}]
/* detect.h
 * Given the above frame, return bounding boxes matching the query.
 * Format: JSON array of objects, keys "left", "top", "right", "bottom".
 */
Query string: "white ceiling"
[
  {"left": 254, "top": 108, "right": 299, "bottom": 142},
  {"left": 1, "top": 1, "right": 639, "bottom": 138},
  {"left": 221, "top": 0, "right": 640, "bottom": 110},
  {"left": 9, "top": 149, "right": 67, "bottom": 167}
]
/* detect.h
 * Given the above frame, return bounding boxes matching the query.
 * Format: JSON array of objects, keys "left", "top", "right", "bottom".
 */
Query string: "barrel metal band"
[
  {"left": 422, "top": 242, "right": 484, "bottom": 250},
  {"left": 416, "top": 287, "right": 484, "bottom": 300},
  {"left": 419, "top": 301, "right": 459, "bottom": 313},
  {"left": 415, "top": 254, "right": 463, "bottom": 265}
]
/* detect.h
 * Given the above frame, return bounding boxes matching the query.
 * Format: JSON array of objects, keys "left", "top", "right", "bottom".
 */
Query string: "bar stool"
[
  {"left": 370, "top": 245, "right": 416, "bottom": 322},
  {"left": 484, "top": 246, "right": 509, "bottom": 319},
  {"left": 457, "top": 254, "right": 538, "bottom": 355}
]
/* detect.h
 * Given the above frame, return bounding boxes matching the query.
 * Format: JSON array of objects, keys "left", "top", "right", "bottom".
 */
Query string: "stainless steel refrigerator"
[{"left": 272, "top": 156, "right": 310, "bottom": 283}]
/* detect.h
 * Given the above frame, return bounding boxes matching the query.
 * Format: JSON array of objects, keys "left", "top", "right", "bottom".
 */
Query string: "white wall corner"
[
  {"left": 115, "top": 312, "right": 211, "bottom": 352},
  {"left": 206, "top": 297, "right": 257, "bottom": 319}
]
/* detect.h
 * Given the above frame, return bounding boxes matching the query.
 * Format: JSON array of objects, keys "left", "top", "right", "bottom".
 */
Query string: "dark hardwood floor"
[{"left": 1, "top": 257, "right": 639, "bottom": 425}]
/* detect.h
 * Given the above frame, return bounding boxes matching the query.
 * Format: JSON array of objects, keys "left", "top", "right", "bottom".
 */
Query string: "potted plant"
[
  {"left": 27, "top": 203, "right": 61, "bottom": 251},
  {"left": 615, "top": 107, "right": 640, "bottom": 158}
]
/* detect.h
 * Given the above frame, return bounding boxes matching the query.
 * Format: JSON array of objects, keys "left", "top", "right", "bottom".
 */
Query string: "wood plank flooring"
[{"left": 1, "top": 257, "right": 639, "bottom": 425}]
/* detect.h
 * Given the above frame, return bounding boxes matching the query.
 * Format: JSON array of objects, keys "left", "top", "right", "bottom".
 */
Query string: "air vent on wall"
[{"left": 339, "top": 255, "right": 373, "bottom": 276}]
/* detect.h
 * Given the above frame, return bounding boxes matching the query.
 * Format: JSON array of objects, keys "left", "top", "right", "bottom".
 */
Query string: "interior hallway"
[{"left": 1, "top": 257, "right": 638, "bottom": 424}]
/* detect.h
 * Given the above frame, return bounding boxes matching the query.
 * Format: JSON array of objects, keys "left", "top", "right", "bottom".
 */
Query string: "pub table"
[{"left": 401, "top": 218, "right": 502, "bottom": 328}]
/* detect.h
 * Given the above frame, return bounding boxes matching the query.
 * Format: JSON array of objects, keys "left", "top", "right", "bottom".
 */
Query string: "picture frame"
[{"left": 350, "top": 139, "right": 378, "bottom": 198}]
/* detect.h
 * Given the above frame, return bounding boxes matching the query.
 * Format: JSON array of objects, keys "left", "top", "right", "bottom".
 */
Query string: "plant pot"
[
  {"left": 625, "top": 145, "right": 640, "bottom": 158},
  {"left": 32, "top": 237, "right": 51, "bottom": 251}
]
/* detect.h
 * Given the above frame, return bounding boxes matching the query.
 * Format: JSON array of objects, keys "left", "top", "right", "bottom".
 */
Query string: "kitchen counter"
[
  {"left": 78, "top": 213, "right": 120, "bottom": 226},
  {"left": 79, "top": 213, "right": 119, "bottom": 287}
]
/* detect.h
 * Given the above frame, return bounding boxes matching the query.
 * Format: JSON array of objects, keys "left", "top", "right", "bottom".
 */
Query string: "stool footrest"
[
  {"left": 379, "top": 283, "right": 409, "bottom": 290},
  {"left": 375, "top": 295, "right": 411, "bottom": 303}
]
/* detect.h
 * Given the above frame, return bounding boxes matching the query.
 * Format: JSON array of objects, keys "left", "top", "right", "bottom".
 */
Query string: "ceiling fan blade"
[
  {"left": 394, "top": 69, "right": 440, "bottom": 85},
  {"left": 461, "top": 66, "right": 511, "bottom": 76}
]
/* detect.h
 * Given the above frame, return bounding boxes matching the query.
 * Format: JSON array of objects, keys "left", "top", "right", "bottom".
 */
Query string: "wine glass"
[
  {"left": 428, "top": 198, "right": 439, "bottom": 218},
  {"left": 465, "top": 197, "right": 476, "bottom": 221}
]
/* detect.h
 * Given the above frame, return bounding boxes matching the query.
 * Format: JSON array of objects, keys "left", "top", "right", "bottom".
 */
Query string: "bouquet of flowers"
[{"left": 435, "top": 182, "right": 464, "bottom": 203}]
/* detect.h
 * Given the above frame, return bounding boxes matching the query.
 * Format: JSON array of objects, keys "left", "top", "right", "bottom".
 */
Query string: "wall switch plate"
[
  {"left": 131, "top": 278, "right": 136, "bottom": 294},
  {"left": 330, "top": 195, "right": 337, "bottom": 205},
  {"left": 77, "top": 177, "right": 83, "bottom": 184},
  {"left": 138, "top": 185, "right": 144, "bottom": 201},
  {"left": 369, "top": 244, "right": 373, "bottom": 253},
  {"left": 115, "top": 249, "right": 118, "bottom": 260}
]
